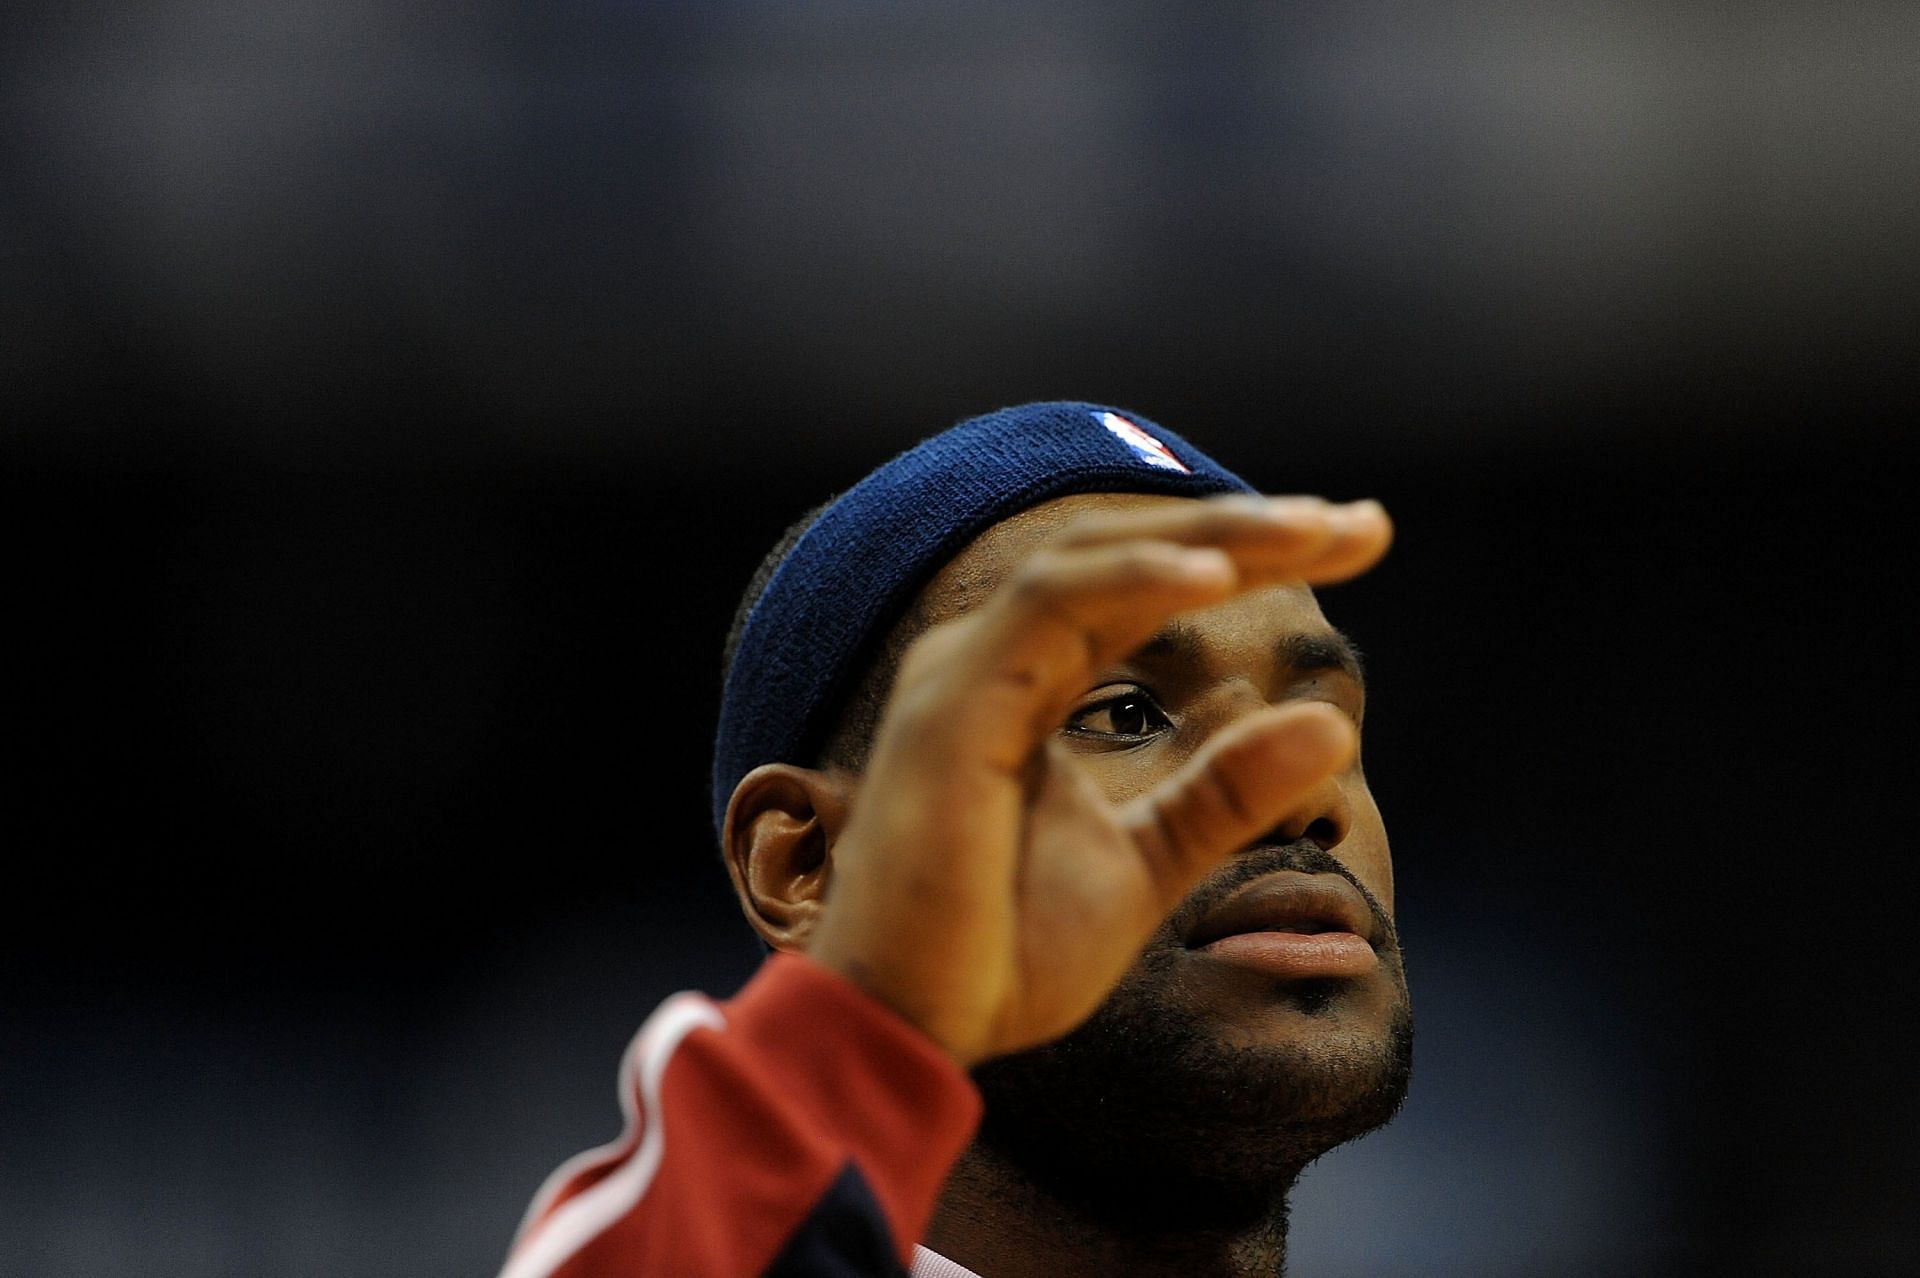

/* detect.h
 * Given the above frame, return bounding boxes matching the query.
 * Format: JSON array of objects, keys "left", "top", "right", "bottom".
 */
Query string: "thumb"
[{"left": 1121, "top": 703, "right": 1357, "bottom": 910}]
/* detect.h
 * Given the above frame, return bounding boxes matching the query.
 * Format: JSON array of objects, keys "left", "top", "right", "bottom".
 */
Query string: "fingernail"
[{"left": 1330, "top": 499, "right": 1384, "bottom": 529}]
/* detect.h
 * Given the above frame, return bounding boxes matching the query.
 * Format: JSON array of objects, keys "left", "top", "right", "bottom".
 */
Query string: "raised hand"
[{"left": 806, "top": 496, "right": 1393, "bottom": 1067}]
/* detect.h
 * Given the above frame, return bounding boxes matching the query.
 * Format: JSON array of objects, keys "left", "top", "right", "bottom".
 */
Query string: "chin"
[{"left": 972, "top": 955, "right": 1415, "bottom": 1196}]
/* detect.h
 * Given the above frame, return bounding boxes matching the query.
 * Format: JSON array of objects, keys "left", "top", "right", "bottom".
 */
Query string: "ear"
[{"left": 720, "top": 763, "right": 854, "bottom": 953}]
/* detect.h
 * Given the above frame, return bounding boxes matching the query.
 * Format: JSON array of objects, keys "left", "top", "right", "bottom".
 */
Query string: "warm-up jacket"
[{"left": 498, "top": 954, "right": 983, "bottom": 1278}]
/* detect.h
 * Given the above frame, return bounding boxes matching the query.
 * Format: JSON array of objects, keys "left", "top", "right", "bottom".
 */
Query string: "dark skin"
[{"left": 723, "top": 493, "right": 1404, "bottom": 1276}]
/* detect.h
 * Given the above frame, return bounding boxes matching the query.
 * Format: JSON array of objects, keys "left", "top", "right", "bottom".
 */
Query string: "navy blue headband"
[{"left": 712, "top": 401, "right": 1255, "bottom": 835}]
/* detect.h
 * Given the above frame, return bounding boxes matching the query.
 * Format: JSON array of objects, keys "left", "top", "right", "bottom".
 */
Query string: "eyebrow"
[
  {"left": 1135, "top": 622, "right": 1368, "bottom": 689},
  {"left": 1281, "top": 630, "right": 1367, "bottom": 689}
]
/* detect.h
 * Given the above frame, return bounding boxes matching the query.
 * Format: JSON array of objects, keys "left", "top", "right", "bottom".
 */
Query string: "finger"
[
  {"left": 1053, "top": 495, "right": 1391, "bottom": 587},
  {"left": 1184, "top": 499, "right": 1390, "bottom": 589},
  {"left": 1264, "top": 499, "right": 1392, "bottom": 586},
  {"left": 874, "top": 539, "right": 1241, "bottom": 776},
  {"left": 1055, "top": 495, "right": 1336, "bottom": 553},
  {"left": 1121, "top": 702, "right": 1357, "bottom": 908}
]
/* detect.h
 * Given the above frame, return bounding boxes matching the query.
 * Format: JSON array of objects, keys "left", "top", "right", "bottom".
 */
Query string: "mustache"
[{"left": 1164, "top": 837, "right": 1401, "bottom": 955}]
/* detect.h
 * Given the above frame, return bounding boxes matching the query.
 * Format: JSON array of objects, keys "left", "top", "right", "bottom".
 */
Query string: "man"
[{"left": 500, "top": 402, "right": 1408, "bottom": 1277}]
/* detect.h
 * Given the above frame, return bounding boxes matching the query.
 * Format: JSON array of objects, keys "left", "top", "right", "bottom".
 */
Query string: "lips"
[
  {"left": 1187, "top": 871, "right": 1377, "bottom": 948},
  {"left": 1185, "top": 870, "right": 1380, "bottom": 979}
]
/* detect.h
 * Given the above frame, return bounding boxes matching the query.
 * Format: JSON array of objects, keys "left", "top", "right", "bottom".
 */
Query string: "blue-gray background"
[{"left": 5, "top": 4, "right": 1913, "bottom": 1276}]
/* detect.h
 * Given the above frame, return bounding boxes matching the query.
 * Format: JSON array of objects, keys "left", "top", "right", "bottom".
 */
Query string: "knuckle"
[
  {"left": 1005, "top": 551, "right": 1067, "bottom": 604},
  {"left": 1117, "top": 542, "right": 1187, "bottom": 579},
  {"left": 1202, "top": 757, "right": 1261, "bottom": 827},
  {"left": 1194, "top": 503, "right": 1262, "bottom": 542}
]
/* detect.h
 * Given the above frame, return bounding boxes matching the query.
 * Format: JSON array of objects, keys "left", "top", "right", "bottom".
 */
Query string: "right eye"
[{"left": 1065, "top": 687, "right": 1173, "bottom": 741}]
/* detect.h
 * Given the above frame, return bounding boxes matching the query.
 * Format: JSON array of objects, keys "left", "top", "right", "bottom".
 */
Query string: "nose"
[
  {"left": 1211, "top": 679, "right": 1355, "bottom": 854},
  {"left": 1271, "top": 774, "right": 1352, "bottom": 853}
]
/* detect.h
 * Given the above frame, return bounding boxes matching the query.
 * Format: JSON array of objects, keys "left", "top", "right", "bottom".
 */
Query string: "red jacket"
[{"left": 500, "top": 954, "right": 982, "bottom": 1277}]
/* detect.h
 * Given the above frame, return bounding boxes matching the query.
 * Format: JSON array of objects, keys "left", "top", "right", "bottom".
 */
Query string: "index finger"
[{"left": 1055, "top": 494, "right": 1393, "bottom": 588}]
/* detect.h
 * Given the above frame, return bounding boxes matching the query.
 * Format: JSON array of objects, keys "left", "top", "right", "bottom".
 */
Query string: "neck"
[{"left": 924, "top": 1141, "right": 1298, "bottom": 1278}]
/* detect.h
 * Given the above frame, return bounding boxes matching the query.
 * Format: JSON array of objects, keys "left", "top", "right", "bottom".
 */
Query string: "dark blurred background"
[{"left": 4, "top": 4, "right": 1914, "bottom": 1276}]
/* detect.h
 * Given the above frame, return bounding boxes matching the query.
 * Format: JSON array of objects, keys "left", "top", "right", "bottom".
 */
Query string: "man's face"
[{"left": 904, "top": 492, "right": 1412, "bottom": 1197}]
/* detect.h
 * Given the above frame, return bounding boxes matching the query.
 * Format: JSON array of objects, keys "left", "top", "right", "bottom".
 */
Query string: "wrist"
[{"left": 808, "top": 933, "right": 984, "bottom": 1069}]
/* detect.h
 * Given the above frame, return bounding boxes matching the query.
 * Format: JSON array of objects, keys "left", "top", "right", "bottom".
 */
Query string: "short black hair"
[
  {"left": 721, "top": 499, "right": 832, "bottom": 682},
  {"left": 722, "top": 499, "right": 930, "bottom": 774}
]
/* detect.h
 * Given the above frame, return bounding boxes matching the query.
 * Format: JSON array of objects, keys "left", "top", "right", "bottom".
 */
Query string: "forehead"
[{"left": 916, "top": 491, "right": 1333, "bottom": 636}]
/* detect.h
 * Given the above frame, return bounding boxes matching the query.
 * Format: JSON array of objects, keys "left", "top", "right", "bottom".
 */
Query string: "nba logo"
[{"left": 1094, "top": 410, "right": 1192, "bottom": 473}]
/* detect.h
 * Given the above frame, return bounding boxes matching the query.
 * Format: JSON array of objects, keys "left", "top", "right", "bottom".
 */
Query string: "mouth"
[{"left": 1184, "top": 870, "right": 1380, "bottom": 979}]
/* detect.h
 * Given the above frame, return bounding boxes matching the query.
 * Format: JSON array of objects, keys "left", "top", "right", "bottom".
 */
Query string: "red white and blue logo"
[{"left": 1094, "top": 410, "right": 1191, "bottom": 473}]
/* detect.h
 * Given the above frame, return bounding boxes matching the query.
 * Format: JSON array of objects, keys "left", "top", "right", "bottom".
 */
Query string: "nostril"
[
  {"left": 1259, "top": 815, "right": 1345, "bottom": 852},
  {"left": 1301, "top": 817, "right": 1340, "bottom": 850}
]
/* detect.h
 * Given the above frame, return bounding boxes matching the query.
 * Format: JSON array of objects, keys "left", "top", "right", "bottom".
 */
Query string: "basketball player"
[{"left": 499, "top": 402, "right": 1408, "bottom": 1277}]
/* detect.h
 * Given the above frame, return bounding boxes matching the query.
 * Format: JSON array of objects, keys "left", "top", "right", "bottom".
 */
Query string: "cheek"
[{"left": 1347, "top": 783, "right": 1394, "bottom": 913}]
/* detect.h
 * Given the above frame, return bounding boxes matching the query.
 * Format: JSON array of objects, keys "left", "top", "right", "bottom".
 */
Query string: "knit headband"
[{"left": 711, "top": 400, "right": 1256, "bottom": 836}]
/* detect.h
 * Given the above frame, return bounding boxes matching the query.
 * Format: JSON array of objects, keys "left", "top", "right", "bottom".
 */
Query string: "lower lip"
[{"left": 1196, "top": 931, "right": 1377, "bottom": 979}]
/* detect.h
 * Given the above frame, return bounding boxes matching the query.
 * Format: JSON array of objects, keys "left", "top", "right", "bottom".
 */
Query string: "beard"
[{"left": 969, "top": 844, "right": 1414, "bottom": 1232}]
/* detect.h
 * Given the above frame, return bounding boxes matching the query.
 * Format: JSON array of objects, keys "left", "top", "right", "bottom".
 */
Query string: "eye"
[{"left": 1065, "top": 686, "right": 1173, "bottom": 741}]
